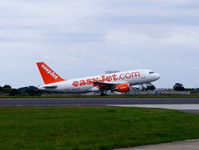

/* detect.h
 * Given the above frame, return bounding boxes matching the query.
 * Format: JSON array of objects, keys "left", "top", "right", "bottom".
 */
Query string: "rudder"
[{"left": 37, "top": 62, "right": 65, "bottom": 84}]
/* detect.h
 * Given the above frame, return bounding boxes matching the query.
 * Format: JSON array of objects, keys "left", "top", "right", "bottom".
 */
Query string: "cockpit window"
[{"left": 149, "top": 71, "right": 154, "bottom": 74}]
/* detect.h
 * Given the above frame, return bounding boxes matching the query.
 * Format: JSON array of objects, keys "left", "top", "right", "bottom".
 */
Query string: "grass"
[{"left": 0, "top": 107, "right": 199, "bottom": 150}]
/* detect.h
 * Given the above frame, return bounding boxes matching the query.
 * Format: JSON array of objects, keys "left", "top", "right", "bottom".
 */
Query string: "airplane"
[{"left": 37, "top": 62, "right": 160, "bottom": 95}]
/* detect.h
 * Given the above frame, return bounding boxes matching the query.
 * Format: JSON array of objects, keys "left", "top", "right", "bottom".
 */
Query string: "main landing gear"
[{"left": 100, "top": 90, "right": 107, "bottom": 96}]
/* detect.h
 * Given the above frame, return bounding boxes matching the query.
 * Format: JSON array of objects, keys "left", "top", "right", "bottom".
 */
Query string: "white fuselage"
[{"left": 39, "top": 69, "right": 160, "bottom": 93}]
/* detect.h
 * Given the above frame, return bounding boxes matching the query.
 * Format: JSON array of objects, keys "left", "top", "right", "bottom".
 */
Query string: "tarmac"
[
  {"left": 114, "top": 139, "right": 199, "bottom": 150},
  {"left": 0, "top": 98, "right": 199, "bottom": 106},
  {"left": 109, "top": 104, "right": 199, "bottom": 114},
  {"left": 0, "top": 98, "right": 199, "bottom": 114}
]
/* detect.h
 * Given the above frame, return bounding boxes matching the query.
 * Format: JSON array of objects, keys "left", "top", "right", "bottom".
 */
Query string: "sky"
[{"left": 0, "top": 0, "right": 199, "bottom": 88}]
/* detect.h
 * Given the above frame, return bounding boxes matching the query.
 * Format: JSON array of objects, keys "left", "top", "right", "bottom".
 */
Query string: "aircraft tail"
[{"left": 36, "top": 62, "right": 65, "bottom": 84}]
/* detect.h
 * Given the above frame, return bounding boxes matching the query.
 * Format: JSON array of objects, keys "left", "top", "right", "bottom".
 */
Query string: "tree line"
[{"left": 0, "top": 85, "right": 43, "bottom": 96}]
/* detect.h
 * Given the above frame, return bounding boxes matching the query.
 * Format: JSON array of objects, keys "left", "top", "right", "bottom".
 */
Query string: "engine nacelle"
[{"left": 116, "top": 83, "right": 130, "bottom": 92}]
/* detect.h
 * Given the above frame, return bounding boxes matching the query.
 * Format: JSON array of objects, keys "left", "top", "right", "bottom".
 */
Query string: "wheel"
[{"left": 100, "top": 91, "right": 107, "bottom": 96}]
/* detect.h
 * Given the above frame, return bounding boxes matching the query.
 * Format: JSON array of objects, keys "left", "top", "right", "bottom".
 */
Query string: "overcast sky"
[{"left": 0, "top": 0, "right": 199, "bottom": 88}]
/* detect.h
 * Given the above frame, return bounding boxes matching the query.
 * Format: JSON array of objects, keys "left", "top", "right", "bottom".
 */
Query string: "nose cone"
[{"left": 155, "top": 73, "right": 160, "bottom": 80}]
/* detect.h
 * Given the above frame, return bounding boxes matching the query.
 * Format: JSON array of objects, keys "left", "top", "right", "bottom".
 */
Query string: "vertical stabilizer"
[{"left": 37, "top": 62, "right": 65, "bottom": 84}]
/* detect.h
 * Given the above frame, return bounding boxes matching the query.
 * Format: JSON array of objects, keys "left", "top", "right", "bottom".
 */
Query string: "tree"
[
  {"left": 9, "top": 89, "right": 21, "bottom": 96},
  {"left": 18, "top": 86, "right": 42, "bottom": 96},
  {"left": 2, "top": 85, "right": 12, "bottom": 94},
  {"left": 173, "top": 83, "right": 185, "bottom": 91},
  {"left": 3, "top": 85, "right": 12, "bottom": 89}
]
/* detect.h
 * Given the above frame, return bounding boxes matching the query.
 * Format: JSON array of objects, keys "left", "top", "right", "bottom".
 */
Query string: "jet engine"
[{"left": 115, "top": 83, "right": 130, "bottom": 92}]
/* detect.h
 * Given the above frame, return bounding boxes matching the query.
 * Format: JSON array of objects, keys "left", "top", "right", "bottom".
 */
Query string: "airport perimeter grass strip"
[{"left": 0, "top": 107, "right": 199, "bottom": 150}]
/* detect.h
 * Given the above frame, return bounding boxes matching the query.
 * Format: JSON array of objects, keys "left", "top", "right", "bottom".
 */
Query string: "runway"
[
  {"left": 1, "top": 98, "right": 199, "bottom": 114},
  {"left": 0, "top": 98, "right": 199, "bottom": 106}
]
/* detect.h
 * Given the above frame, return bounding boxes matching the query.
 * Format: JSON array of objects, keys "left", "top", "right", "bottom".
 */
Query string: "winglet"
[{"left": 36, "top": 62, "right": 65, "bottom": 84}]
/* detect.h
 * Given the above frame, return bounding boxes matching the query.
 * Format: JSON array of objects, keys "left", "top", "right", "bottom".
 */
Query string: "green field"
[{"left": 0, "top": 107, "right": 199, "bottom": 150}]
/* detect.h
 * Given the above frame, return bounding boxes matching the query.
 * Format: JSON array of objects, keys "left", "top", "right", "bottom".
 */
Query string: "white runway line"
[
  {"left": 108, "top": 104, "right": 199, "bottom": 110},
  {"left": 115, "top": 139, "right": 199, "bottom": 150}
]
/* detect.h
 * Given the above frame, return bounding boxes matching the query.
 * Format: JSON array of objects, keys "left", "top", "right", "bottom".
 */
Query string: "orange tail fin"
[{"left": 37, "top": 62, "right": 65, "bottom": 84}]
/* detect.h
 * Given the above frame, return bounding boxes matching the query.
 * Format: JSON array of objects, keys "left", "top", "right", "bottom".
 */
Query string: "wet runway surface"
[{"left": 0, "top": 98, "right": 199, "bottom": 107}]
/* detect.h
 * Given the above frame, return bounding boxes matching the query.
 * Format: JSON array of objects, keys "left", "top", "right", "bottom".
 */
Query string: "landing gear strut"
[
  {"left": 139, "top": 84, "right": 146, "bottom": 91},
  {"left": 100, "top": 90, "right": 107, "bottom": 96}
]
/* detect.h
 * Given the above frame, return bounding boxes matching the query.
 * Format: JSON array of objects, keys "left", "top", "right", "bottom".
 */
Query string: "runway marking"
[
  {"left": 0, "top": 104, "right": 108, "bottom": 107},
  {"left": 108, "top": 104, "right": 199, "bottom": 110},
  {"left": 114, "top": 139, "right": 199, "bottom": 150}
]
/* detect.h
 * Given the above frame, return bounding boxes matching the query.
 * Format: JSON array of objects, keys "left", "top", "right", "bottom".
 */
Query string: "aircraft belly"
[{"left": 66, "top": 85, "right": 92, "bottom": 93}]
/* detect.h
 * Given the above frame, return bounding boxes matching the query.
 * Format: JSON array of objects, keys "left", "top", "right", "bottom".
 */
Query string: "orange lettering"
[
  {"left": 92, "top": 77, "right": 99, "bottom": 82},
  {"left": 106, "top": 76, "right": 112, "bottom": 82},
  {"left": 112, "top": 74, "right": 118, "bottom": 81},
  {"left": 132, "top": 72, "right": 140, "bottom": 78},
  {"left": 86, "top": 79, "right": 92, "bottom": 85},
  {"left": 125, "top": 73, "right": 131, "bottom": 79},
  {"left": 119, "top": 74, "right": 125, "bottom": 80},
  {"left": 92, "top": 77, "right": 99, "bottom": 87},
  {"left": 99, "top": 75, "right": 106, "bottom": 82},
  {"left": 80, "top": 80, "right": 86, "bottom": 86},
  {"left": 72, "top": 81, "right": 79, "bottom": 87}
]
